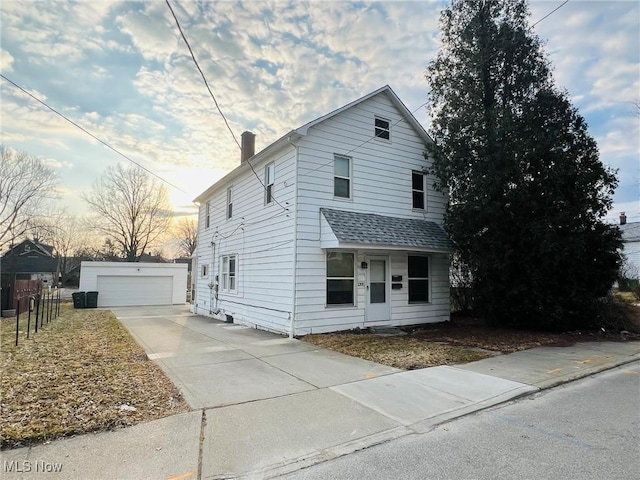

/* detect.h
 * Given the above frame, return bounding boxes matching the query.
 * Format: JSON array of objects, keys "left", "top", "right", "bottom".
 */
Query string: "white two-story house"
[{"left": 192, "top": 85, "right": 453, "bottom": 336}]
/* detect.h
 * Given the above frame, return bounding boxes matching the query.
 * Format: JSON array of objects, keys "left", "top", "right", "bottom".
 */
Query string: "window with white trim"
[
  {"left": 374, "top": 116, "right": 390, "bottom": 140},
  {"left": 265, "top": 162, "right": 275, "bottom": 205},
  {"left": 226, "top": 187, "right": 233, "bottom": 219},
  {"left": 326, "top": 252, "right": 355, "bottom": 305},
  {"left": 221, "top": 254, "right": 237, "bottom": 292},
  {"left": 201, "top": 264, "right": 208, "bottom": 278},
  {"left": 412, "top": 171, "right": 426, "bottom": 210},
  {"left": 205, "top": 201, "right": 211, "bottom": 228},
  {"left": 334, "top": 155, "right": 351, "bottom": 199},
  {"left": 408, "top": 255, "right": 429, "bottom": 303}
]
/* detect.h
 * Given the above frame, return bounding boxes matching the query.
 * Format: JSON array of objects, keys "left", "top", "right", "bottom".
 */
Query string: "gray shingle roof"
[
  {"left": 620, "top": 222, "right": 640, "bottom": 242},
  {"left": 321, "top": 208, "right": 453, "bottom": 252}
]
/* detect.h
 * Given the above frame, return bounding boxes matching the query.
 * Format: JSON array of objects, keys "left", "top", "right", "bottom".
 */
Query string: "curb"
[{"left": 241, "top": 356, "right": 640, "bottom": 480}]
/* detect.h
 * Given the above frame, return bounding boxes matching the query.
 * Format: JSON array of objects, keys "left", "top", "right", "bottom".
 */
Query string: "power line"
[
  {"left": 164, "top": 0, "right": 240, "bottom": 151},
  {"left": 473, "top": 0, "right": 571, "bottom": 70},
  {"left": 165, "top": 0, "right": 289, "bottom": 212},
  {"left": 531, "top": 0, "right": 570, "bottom": 29},
  {"left": 0, "top": 73, "right": 188, "bottom": 194}
]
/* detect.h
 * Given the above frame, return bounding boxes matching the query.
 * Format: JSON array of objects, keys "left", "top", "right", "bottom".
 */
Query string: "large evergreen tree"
[{"left": 426, "top": 0, "right": 622, "bottom": 330}]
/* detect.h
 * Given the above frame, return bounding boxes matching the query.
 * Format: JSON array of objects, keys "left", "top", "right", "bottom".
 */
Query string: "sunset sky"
[{"left": 1, "top": 0, "right": 638, "bottom": 222}]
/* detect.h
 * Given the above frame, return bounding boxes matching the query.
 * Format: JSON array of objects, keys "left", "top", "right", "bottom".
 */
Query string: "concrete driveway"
[{"left": 113, "top": 305, "right": 399, "bottom": 409}]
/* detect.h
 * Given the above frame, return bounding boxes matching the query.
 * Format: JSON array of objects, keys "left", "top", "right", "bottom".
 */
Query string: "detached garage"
[{"left": 79, "top": 262, "right": 188, "bottom": 307}]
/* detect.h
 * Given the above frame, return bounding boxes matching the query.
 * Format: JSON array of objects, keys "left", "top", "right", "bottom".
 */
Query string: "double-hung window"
[
  {"left": 221, "top": 254, "right": 237, "bottom": 293},
  {"left": 205, "top": 201, "right": 211, "bottom": 228},
  {"left": 334, "top": 155, "right": 351, "bottom": 199},
  {"left": 412, "top": 171, "right": 426, "bottom": 210},
  {"left": 408, "top": 255, "right": 429, "bottom": 303},
  {"left": 265, "top": 162, "right": 275, "bottom": 205},
  {"left": 374, "top": 116, "right": 390, "bottom": 140},
  {"left": 326, "top": 252, "right": 355, "bottom": 305},
  {"left": 226, "top": 187, "right": 233, "bottom": 219}
]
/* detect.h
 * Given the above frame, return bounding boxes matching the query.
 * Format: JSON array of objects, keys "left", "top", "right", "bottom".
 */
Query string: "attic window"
[{"left": 374, "top": 116, "right": 390, "bottom": 140}]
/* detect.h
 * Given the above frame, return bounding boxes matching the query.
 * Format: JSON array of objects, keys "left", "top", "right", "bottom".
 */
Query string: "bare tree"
[
  {"left": 175, "top": 218, "right": 198, "bottom": 257},
  {"left": 83, "top": 164, "right": 171, "bottom": 261},
  {"left": 0, "top": 146, "right": 60, "bottom": 249}
]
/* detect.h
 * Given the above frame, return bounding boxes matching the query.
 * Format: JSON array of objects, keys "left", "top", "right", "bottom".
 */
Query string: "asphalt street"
[{"left": 282, "top": 361, "right": 640, "bottom": 480}]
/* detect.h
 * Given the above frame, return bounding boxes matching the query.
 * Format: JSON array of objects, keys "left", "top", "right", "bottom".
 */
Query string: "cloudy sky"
[{"left": 1, "top": 0, "right": 638, "bottom": 222}]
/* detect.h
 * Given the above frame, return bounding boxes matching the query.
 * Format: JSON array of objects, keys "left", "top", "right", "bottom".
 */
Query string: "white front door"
[{"left": 366, "top": 256, "right": 390, "bottom": 323}]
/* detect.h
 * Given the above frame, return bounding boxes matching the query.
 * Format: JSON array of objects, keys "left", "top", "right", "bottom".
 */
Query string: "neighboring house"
[
  {"left": 619, "top": 213, "right": 640, "bottom": 279},
  {"left": 193, "top": 85, "right": 453, "bottom": 336},
  {"left": 1, "top": 239, "right": 58, "bottom": 310}
]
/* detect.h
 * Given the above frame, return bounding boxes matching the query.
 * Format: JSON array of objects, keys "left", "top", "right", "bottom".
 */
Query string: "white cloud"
[{"left": 0, "top": 49, "right": 14, "bottom": 72}]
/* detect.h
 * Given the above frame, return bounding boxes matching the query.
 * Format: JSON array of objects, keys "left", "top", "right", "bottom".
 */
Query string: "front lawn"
[
  {"left": 0, "top": 304, "right": 189, "bottom": 449},
  {"left": 304, "top": 333, "right": 492, "bottom": 369}
]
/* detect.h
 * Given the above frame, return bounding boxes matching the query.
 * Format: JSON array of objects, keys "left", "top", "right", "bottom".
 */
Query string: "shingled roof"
[{"left": 321, "top": 208, "right": 453, "bottom": 252}]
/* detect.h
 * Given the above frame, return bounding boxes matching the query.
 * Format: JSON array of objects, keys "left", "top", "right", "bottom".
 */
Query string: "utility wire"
[
  {"left": 165, "top": 0, "right": 240, "bottom": 151},
  {"left": 0, "top": 73, "right": 188, "bottom": 194},
  {"left": 531, "top": 0, "right": 570, "bottom": 29},
  {"left": 472, "top": 0, "right": 571, "bottom": 70},
  {"left": 302, "top": 1, "right": 569, "bottom": 178},
  {"left": 165, "top": 0, "right": 289, "bottom": 212}
]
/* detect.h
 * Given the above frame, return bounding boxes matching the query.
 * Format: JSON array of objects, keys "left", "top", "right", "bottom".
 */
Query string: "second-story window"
[
  {"left": 226, "top": 187, "right": 233, "bottom": 219},
  {"left": 265, "top": 162, "right": 275, "bottom": 205},
  {"left": 205, "top": 201, "right": 210, "bottom": 228},
  {"left": 375, "top": 116, "right": 390, "bottom": 140},
  {"left": 412, "top": 171, "right": 426, "bottom": 210},
  {"left": 334, "top": 155, "right": 351, "bottom": 199}
]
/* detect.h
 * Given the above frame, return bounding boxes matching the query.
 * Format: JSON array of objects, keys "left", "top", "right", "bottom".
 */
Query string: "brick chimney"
[
  {"left": 620, "top": 212, "right": 627, "bottom": 225},
  {"left": 241, "top": 131, "right": 255, "bottom": 163}
]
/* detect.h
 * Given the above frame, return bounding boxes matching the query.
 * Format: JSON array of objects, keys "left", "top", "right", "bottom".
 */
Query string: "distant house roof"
[
  {"left": 320, "top": 208, "right": 454, "bottom": 253},
  {"left": 194, "top": 85, "right": 435, "bottom": 204},
  {"left": 620, "top": 222, "right": 640, "bottom": 242},
  {"left": 1, "top": 239, "right": 57, "bottom": 274}
]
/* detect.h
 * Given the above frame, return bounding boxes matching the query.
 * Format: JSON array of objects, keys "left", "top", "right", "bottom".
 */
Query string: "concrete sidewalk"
[{"left": 2, "top": 306, "right": 639, "bottom": 480}]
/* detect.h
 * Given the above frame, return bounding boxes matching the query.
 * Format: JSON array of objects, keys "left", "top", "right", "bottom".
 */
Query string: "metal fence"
[{"left": 10, "top": 285, "right": 61, "bottom": 347}]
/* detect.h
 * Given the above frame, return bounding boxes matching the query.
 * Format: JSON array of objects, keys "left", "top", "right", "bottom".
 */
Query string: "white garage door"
[{"left": 96, "top": 275, "right": 173, "bottom": 307}]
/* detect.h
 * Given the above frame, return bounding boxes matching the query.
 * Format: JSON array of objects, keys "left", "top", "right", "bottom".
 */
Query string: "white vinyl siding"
[
  {"left": 194, "top": 88, "right": 449, "bottom": 336},
  {"left": 293, "top": 91, "right": 449, "bottom": 335},
  {"left": 194, "top": 144, "right": 297, "bottom": 333}
]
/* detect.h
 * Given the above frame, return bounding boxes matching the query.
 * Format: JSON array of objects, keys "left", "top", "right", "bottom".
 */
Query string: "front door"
[{"left": 366, "top": 256, "right": 390, "bottom": 323}]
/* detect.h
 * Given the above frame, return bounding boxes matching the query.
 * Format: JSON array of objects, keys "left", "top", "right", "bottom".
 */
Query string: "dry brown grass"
[
  {"left": 0, "top": 304, "right": 189, "bottom": 450},
  {"left": 303, "top": 333, "right": 491, "bottom": 370}
]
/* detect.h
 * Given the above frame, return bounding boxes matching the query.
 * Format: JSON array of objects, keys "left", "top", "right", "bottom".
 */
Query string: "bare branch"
[
  {"left": 83, "top": 164, "right": 171, "bottom": 261},
  {"left": 0, "top": 146, "right": 60, "bottom": 248}
]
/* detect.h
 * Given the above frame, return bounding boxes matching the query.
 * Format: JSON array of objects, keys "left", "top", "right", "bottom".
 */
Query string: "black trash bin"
[
  {"left": 86, "top": 291, "right": 99, "bottom": 309},
  {"left": 72, "top": 291, "right": 86, "bottom": 309}
]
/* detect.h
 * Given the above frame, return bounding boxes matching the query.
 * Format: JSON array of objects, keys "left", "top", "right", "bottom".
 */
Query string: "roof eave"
[{"left": 193, "top": 130, "right": 300, "bottom": 204}]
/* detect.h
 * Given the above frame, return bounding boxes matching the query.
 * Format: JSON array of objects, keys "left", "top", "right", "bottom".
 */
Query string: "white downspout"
[{"left": 288, "top": 136, "right": 300, "bottom": 338}]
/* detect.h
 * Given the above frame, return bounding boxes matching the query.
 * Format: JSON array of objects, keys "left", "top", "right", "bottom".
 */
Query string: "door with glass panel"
[{"left": 366, "top": 256, "right": 390, "bottom": 322}]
